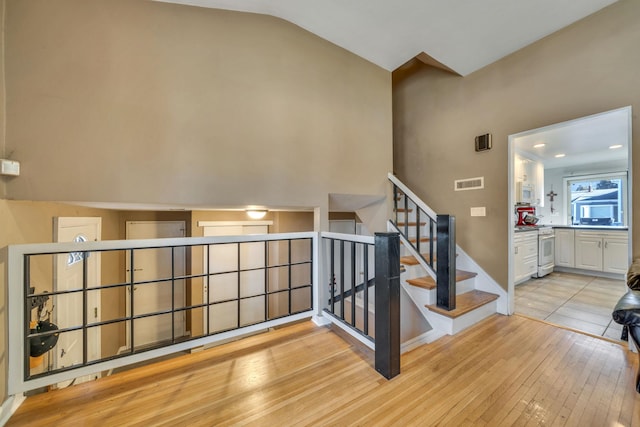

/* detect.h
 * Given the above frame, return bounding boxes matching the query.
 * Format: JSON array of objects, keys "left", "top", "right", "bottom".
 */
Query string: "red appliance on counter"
[{"left": 515, "top": 206, "right": 537, "bottom": 226}]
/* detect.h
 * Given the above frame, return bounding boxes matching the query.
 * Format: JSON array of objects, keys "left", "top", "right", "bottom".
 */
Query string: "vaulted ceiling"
[{"left": 155, "top": 0, "right": 617, "bottom": 75}]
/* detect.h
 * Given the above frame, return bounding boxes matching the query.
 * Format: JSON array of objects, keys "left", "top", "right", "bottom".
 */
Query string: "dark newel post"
[
  {"left": 436, "top": 215, "right": 456, "bottom": 310},
  {"left": 375, "top": 232, "right": 400, "bottom": 379}
]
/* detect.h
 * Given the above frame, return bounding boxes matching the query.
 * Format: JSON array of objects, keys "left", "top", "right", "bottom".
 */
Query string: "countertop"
[
  {"left": 514, "top": 226, "right": 540, "bottom": 233},
  {"left": 514, "top": 225, "right": 628, "bottom": 233},
  {"left": 549, "top": 225, "right": 628, "bottom": 231}
]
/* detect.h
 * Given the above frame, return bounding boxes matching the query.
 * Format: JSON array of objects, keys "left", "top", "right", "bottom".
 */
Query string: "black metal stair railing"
[
  {"left": 324, "top": 235, "right": 375, "bottom": 340},
  {"left": 390, "top": 178, "right": 456, "bottom": 311},
  {"left": 322, "top": 232, "right": 400, "bottom": 379}
]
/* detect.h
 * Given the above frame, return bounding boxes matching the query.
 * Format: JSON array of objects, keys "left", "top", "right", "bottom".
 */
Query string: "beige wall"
[
  {"left": 393, "top": 0, "right": 640, "bottom": 289},
  {"left": 2, "top": 0, "right": 391, "bottom": 401},
  {"left": 5, "top": 0, "right": 392, "bottom": 223},
  {"left": 0, "top": 0, "right": 5, "bottom": 200}
]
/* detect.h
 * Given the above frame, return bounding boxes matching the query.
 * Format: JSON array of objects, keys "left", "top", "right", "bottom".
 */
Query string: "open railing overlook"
[{"left": 7, "top": 230, "right": 402, "bottom": 394}]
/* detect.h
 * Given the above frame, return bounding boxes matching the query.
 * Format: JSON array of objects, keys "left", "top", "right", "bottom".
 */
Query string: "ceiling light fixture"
[
  {"left": 609, "top": 144, "right": 623, "bottom": 149},
  {"left": 554, "top": 154, "right": 566, "bottom": 158},
  {"left": 533, "top": 143, "right": 545, "bottom": 148},
  {"left": 246, "top": 209, "right": 267, "bottom": 219}
]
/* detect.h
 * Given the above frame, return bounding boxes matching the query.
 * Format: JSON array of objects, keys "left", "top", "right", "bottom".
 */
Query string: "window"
[
  {"left": 67, "top": 234, "right": 89, "bottom": 266},
  {"left": 565, "top": 172, "right": 627, "bottom": 226}
]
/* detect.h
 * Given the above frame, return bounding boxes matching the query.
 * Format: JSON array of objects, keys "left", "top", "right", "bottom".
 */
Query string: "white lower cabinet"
[
  {"left": 554, "top": 229, "right": 575, "bottom": 268},
  {"left": 514, "top": 231, "right": 538, "bottom": 284},
  {"left": 574, "top": 230, "right": 628, "bottom": 274},
  {"left": 603, "top": 237, "right": 630, "bottom": 274},
  {"left": 574, "top": 233, "right": 603, "bottom": 271}
]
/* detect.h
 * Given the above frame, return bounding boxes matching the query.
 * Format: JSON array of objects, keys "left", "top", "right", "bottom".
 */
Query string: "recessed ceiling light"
[
  {"left": 246, "top": 209, "right": 268, "bottom": 219},
  {"left": 554, "top": 154, "right": 565, "bottom": 158},
  {"left": 609, "top": 144, "right": 623, "bottom": 149},
  {"left": 533, "top": 143, "right": 545, "bottom": 148}
]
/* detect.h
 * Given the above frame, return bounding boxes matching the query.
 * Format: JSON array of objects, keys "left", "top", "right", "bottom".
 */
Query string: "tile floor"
[{"left": 514, "top": 271, "right": 627, "bottom": 342}]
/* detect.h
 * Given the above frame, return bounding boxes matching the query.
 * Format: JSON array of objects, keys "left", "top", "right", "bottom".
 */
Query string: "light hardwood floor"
[
  {"left": 515, "top": 272, "right": 627, "bottom": 341},
  {"left": 7, "top": 315, "right": 640, "bottom": 426}
]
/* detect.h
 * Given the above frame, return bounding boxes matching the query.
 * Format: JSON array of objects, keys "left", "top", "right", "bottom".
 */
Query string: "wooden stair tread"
[
  {"left": 406, "top": 270, "right": 477, "bottom": 290},
  {"left": 406, "top": 276, "right": 436, "bottom": 290},
  {"left": 400, "top": 254, "right": 433, "bottom": 266},
  {"left": 426, "top": 290, "right": 499, "bottom": 319},
  {"left": 400, "top": 253, "right": 458, "bottom": 266},
  {"left": 397, "top": 222, "right": 426, "bottom": 227},
  {"left": 408, "top": 237, "right": 432, "bottom": 243},
  {"left": 395, "top": 208, "right": 413, "bottom": 213},
  {"left": 454, "top": 270, "right": 478, "bottom": 282}
]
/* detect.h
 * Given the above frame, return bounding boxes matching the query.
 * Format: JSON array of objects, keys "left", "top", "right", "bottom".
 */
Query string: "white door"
[
  {"left": 126, "top": 221, "right": 186, "bottom": 349},
  {"left": 54, "top": 217, "right": 102, "bottom": 387},
  {"left": 202, "top": 222, "right": 270, "bottom": 334}
]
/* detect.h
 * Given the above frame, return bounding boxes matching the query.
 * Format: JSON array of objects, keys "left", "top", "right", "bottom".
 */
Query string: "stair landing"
[{"left": 426, "top": 290, "right": 498, "bottom": 319}]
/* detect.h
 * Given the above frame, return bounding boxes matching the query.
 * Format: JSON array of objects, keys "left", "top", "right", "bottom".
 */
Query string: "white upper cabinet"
[{"left": 514, "top": 152, "right": 544, "bottom": 206}]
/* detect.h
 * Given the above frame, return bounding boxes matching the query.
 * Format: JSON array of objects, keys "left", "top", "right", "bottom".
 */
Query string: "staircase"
[{"left": 388, "top": 173, "right": 505, "bottom": 346}]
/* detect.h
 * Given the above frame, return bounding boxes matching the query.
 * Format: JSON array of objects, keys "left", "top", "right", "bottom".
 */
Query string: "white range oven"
[{"left": 537, "top": 227, "right": 555, "bottom": 277}]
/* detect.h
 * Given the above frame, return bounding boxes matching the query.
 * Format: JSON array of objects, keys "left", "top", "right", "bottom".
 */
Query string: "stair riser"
[
  {"left": 401, "top": 283, "right": 435, "bottom": 313},
  {"left": 400, "top": 247, "right": 434, "bottom": 261},
  {"left": 401, "top": 263, "right": 429, "bottom": 278},
  {"left": 427, "top": 300, "right": 497, "bottom": 335},
  {"left": 451, "top": 301, "right": 497, "bottom": 334},
  {"left": 456, "top": 279, "right": 475, "bottom": 295},
  {"left": 403, "top": 277, "right": 476, "bottom": 305}
]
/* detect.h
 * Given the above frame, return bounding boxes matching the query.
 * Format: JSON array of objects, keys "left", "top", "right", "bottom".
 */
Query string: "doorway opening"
[
  {"left": 125, "top": 221, "right": 186, "bottom": 350},
  {"left": 53, "top": 217, "right": 102, "bottom": 387},
  {"left": 508, "top": 107, "right": 632, "bottom": 339},
  {"left": 200, "top": 221, "right": 273, "bottom": 335}
]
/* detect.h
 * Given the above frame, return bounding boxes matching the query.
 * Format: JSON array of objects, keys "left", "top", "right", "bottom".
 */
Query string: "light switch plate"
[{"left": 470, "top": 207, "right": 486, "bottom": 217}]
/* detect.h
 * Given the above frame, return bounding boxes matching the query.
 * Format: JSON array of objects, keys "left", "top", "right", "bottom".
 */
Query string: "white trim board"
[
  {"left": 0, "top": 394, "right": 26, "bottom": 427},
  {"left": 198, "top": 221, "right": 273, "bottom": 227}
]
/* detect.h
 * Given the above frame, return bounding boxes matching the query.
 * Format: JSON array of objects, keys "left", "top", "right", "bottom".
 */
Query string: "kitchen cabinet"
[
  {"left": 602, "top": 235, "right": 629, "bottom": 273},
  {"left": 514, "top": 153, "right": 544, "bottom": 206},
  {"left": 574, "top": 232, "right": 602, "bottom": 271},
  {"left": 554, "top": 228, "right": 575, "bottom": 268},
  {"left": 574, "top": 230, "right": 628, "bottom": 274},
  {"left": 514, "top": 231, "right": 538, "bottom": 284}
]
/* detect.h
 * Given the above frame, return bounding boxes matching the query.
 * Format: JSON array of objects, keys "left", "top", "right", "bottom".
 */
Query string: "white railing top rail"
[
  {"left": 7, "top": 231, "right": 317, "bottom": 256},
  {"left": 388, "top": 172, "right": 438, "bottom": 220},
  {"left": 320, "top": 231, "right": 375, "bottom": 245}
]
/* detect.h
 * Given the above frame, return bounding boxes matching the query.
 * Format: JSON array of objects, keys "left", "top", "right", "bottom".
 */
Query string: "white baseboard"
[
  {"left": 0, "top": 394, "right": 26, "bottom": 427},
  {"left": 401, "top": 329, "right": 445, "bottom": 354},
  {"left": 553, "top": 266, "right": 625, "bottom": 280},
  {"left": 323, "top": 313, "right": 375, "bottom": 350}
]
